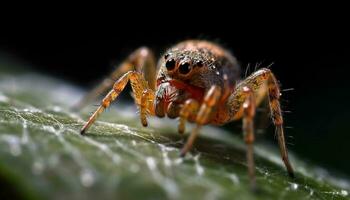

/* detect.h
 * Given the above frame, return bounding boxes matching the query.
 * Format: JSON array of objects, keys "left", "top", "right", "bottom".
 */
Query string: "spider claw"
[
  {"left": 80, "top": 128, "right": 86, "bottom": 135},
  {"left": 288, "top": 171, "right": 295, "bottom": 178},
  {"left": 141, "top": 120, "right": 148, "bottom": 127},
  {"left": 179, "top": 150, "right": 186, "bottom": 157},
  {"left": 179, "top": 146, "right": 189, "bottom": 157},
  {"left": 250, "top": 180, "right": 258, "bottom": 193}
]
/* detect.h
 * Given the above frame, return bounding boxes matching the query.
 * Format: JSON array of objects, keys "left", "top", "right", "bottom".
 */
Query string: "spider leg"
[
  {"left": 178, "top": 99, "right": 199, "bottom": 134},
  {"left": 228, "top": 68, "right": 294, "bottom": 178},
  {"left": 180, "top": 85, "right": 221, "bottom": 156},
  {"left": 81, "top": 71, "right": 154, "bottom": 135},
  {"left": 140, "top": 89, "right": 155, "bottom": 127},
  {"left": 74, "top": 47, "right": 156, "bottom": 110},
  {"left": 241, "top": 86, "right": 257, "bottom": 189}
]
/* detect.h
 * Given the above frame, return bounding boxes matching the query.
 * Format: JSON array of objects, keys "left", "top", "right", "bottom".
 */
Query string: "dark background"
[{"left": 1, "top": 18, "right": 349, "bottom": 176}]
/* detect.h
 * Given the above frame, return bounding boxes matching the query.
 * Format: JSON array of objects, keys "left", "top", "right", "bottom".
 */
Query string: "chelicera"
[{"left": 76, "top": 40, "right": 294, "bottom": 188}]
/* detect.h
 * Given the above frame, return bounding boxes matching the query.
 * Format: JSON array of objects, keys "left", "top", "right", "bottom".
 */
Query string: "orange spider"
[{"left": 77, "top": 40, "right": 294, "bottom": 188}]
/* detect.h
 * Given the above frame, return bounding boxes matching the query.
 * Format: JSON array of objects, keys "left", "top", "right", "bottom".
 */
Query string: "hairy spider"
[{"left": 77, "top": 40, "right": 294, "bottom": 188}]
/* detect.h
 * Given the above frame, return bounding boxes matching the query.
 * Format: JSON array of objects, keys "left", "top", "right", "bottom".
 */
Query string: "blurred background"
[{"left": 1, "top": 20, "right": 349, "bottom": 177}]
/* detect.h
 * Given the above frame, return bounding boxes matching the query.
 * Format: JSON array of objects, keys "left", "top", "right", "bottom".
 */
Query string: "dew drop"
[
  {"left": 309, "top": 189, "right": 314, "bottom": 196},
  {"left": 0, "top": 93, "right": 8, "bottom": 102},
  {"left": 164, "top": 156, "right": 171, "bottom": 167},
  {"left": 290, "top": 183, "right": 298, "bottom": 190},
  {"left": 80, "top": 170, "right": 95, "bottom": 187},
  {"left": 146, "top": 157, "right": 156, "bottom": 170},
  {"left": 173, "top": 158, "right": 183, "bottom": 165},
  {"left": 100, "top": 144, "right": 108, "bottom": 151},
  {"left": 341, "top": 190, "right": 348, "bottom": 197},
  {"left": 228, "top": 174, "right": 240, "bottom": 184},
  {"left": 131, "top": 140, "right": 137, "bottom": 146},
  {"left": 194, "top": 155, "right": 204, "bottom": 176},
  {"left": 52, "top": 106, "right": 62, "bottom": 112}
]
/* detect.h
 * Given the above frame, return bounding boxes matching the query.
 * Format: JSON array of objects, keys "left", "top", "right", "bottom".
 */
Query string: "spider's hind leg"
[
  {"left": 73, "top": 47, "right": 156, "bottom": 110},
  {"left": 227, "top": 68, "right": 294, "bottom": 183}
]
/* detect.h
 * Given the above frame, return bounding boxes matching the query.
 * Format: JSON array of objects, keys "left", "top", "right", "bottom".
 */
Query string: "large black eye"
[
  {"left": 179, "top": 62, "right": 191, "bottom": 74},
  {"left": 165, "top": 59, "right": 176, "bottom": 71}
]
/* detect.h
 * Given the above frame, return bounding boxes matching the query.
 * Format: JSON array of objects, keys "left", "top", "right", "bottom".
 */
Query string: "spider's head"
[
  {"left": 160, "top": 50, "right": 211, "bottom": 86},
  {"left": 155, "top": 51, "right": 207, "bottom": 118},
  {"left": 160, "top": 50, "right": 205, "bottom": 81}
]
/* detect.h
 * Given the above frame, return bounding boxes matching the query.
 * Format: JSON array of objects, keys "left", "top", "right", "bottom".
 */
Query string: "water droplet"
[
  {"left": 341, "top": 190, "right": 348, "bottom": 197},
  {"left": 216, "top": 71, "right": 220, "bottom": 75},
  {"left": 309, "top": 189, "right": 314, "bottom": 196},
  {"left": 194, "top": 155, "right": 204, "bottom": 176},
  {"left": 42, "top": 125, "right": 56, "bottom": 133},
  {"left": 146, "top": 157, "right": 156, "bottom": 170},
  {"left": 80, "top": 170, "right": 95, "bottom": 187},
  {"left": 52, "top": 106, "right": 62, "bottom": 112},
  {"left": 164, "top": 156, "right": 171, "bottom": 167},
  {"left": 131, "top": 140, "right": 137, "bottom": 146},
  {"left": 163, "top": 179, "right": 179, "bottom": 199},
  {"left": 100, "top": 144, "right": 108, "bottom": 151},
  {"left": 173, "top": 158, "right": 183, "bottom": 165},
  {"left": 0, "top": 93, "right": 8, "bottom": 102},
  {"left": 290, "top": 183, "right": 298, "bottom": 190},
  {"left": 228, "top": 174, "right": 239, "bottom": 184}
]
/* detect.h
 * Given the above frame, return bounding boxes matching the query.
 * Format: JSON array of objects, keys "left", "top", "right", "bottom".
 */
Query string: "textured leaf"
[{"left": 0, "top": 63, "right": 349, "bottom": 200}]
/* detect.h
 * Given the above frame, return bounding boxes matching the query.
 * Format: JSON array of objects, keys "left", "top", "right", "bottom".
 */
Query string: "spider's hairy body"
[{"left": 78, "top": 40, "right": 294, "bottom": 189}]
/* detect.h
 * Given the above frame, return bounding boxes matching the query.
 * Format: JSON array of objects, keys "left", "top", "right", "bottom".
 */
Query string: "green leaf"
[{"left": 0, "top": 63, "right": 349, "bottom": 200}]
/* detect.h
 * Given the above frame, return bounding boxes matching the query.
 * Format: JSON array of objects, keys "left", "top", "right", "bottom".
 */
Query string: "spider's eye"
[
  {"left": 164, "top": 53, "right": 170, "bottom": 60},
  {"left": 165, "top": 59, "right": 176, "bottom": 71},
  {"left": 195, "top": 61, "right": 203, "bottom": 68},
  {"left": 178, "top": 62, "right": 192, "bottom": 75}
]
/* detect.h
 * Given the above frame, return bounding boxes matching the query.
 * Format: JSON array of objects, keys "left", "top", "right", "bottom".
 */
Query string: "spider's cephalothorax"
[
  {"left": 77, "top": 40, "right": 294, "bottom": 189},
  {"left": 155, "top": 41, "right": 240, "bottom": 121}
]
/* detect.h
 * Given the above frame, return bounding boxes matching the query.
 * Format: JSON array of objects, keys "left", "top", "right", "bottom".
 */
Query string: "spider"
[{"left": 77, "top": 40, "right": 294, "bottom": 188}]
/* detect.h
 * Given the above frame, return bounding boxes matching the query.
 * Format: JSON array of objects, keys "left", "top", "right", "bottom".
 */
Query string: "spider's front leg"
[
  {"left": 80, "top": 71, "right": 155, "bottom": 135},
  {"left": 74, "top": 47, "right": 156, "bottom": 110},
  {"left": 178, "top": 99, "right": 199, "bottom": 134},
  {"left": 180, "top": 85, "right": 222, "bottom": 156}
]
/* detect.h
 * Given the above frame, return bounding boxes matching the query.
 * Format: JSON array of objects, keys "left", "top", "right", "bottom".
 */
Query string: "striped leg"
[
  {"left": 242, "top": 86, "right": 257, "bottom": 189},
  {"left": 180, "top": 85, "right": 222, "bottom": 156},
  {"left": 81, "top": 71, "right": 151, "bottom": 135},
  {"left": 74, "top": 47, "right": 156, "bottom": 110},
  {"left": 228, "top": 68, "right": 294, "bottom": 178},
  {"left": 178, "top": 99, "right": 199, "bottom": 134}
]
